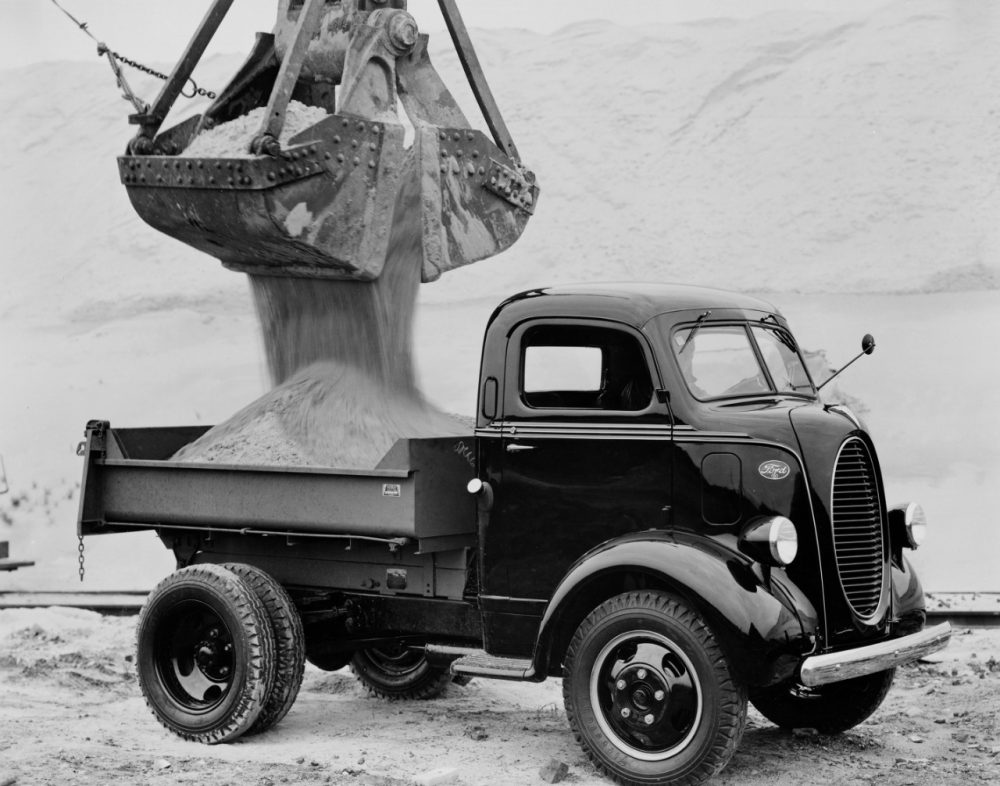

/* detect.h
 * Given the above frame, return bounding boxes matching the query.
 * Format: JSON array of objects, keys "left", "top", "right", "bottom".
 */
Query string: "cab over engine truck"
[{"left": 77, "top": 283, "right": 950, "bottom": 786}]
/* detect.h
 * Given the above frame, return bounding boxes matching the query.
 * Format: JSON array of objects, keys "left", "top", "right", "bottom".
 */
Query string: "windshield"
[
  {"left": 752, "top": 325, "right": 815, "bottom": 394},
  {"left": 668, "top": 321, "right": 815, "bottom": 400}
]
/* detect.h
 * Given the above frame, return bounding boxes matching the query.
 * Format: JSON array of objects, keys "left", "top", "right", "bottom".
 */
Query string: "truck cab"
[
  {"left": 462, "top": 283, "right": 947, "bottom": 781},
  {"left": 473, "top": 283, "right": 929, "bottom": 667}
]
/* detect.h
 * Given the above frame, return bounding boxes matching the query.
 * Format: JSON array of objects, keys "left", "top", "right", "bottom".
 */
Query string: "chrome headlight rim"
[
  {"left": 889, "top": 501, "right": 926, "bottom": 550},
  {"left": 904, "top": 502, "right": 926, "bottom": 549},
  {"left": 740, "top": 515, "right": 799, "bottom": 567}
]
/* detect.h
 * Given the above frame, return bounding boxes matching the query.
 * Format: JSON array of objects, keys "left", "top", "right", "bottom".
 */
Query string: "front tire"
[
  {"left": 563, "top": 591, "right": 746, "bottom": 786},
  {"left": 136, "top": 564, "right": 276, "bottom": 744},
  {"left": 750, "top": 668, "right": 895, "bottom": 734},
  {"left": 350, "top": 644, "right": 452, "bottom": 700}
]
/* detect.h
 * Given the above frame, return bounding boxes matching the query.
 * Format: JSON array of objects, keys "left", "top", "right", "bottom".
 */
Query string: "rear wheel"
[
  {"left": 136, "top": 564, "right": 275, "bottom": 744},
  {"left": 563, "top": 591, "right": 747, "bottom": 786},
  {"left": 350, "top": 644, "right": 452, "bottom": 700},
  {"left": 223, "top": 563, "right": 305, "bottom": 734},
  {"left": 306, "top": 652, "right": 353, "bottom": 672},
  {"left": 750, "top": 669, "right": 895, "bottom": 734}
]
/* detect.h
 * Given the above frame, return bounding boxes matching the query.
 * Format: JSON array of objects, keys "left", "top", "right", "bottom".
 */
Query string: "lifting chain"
[
  {"left": 49, "top": 0, "right": 216, "bottom": 104},
  {"left": 98, "top": 45, "right": 216, "bottom": 100},
  {"left": 77, "top": 534, "right": 86, "bottom": 583}
]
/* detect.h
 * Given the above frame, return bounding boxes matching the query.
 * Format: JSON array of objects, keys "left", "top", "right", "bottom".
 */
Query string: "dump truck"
[
  {"left": 81, "top": 2, "right": 948, "bottom": 783},
  {"left": 77, "top": 282, "right": 950, "bottom": 786}
]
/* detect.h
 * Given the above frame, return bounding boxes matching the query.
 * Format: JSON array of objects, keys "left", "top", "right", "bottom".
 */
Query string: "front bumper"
[{"left": 799, "top": 622, "right": 951, "bottom": 687}]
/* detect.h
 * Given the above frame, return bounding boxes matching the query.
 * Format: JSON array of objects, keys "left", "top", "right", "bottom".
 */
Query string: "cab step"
[{"left": 425, "top": 644, "right": 536, "bottom": 681}]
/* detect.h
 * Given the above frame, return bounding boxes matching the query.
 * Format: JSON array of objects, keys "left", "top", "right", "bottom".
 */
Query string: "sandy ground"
[{"left": 0, "top": 608, "right": 997, "bottom": 786}]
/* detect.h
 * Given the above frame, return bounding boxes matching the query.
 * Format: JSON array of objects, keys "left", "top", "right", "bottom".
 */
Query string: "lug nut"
[
  {"left": 654, "top": 690, "right": 665, "bottom": 701},
  {"left": 620, "top": 708, "right": 631, "bottom": 719},
  {"left": 644, "top": 713, "right": 654, "bottom": 725},
  {"left": 637, "top": 668, "right": 647, "bottom": 680},
  {"left": 615, "top": 679, "right": 626, "bottom": 691}
]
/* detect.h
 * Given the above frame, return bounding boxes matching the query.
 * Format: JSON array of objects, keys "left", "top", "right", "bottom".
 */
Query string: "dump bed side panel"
[{"left": 78, "top": 421, "right": 475, "bottom": 544}]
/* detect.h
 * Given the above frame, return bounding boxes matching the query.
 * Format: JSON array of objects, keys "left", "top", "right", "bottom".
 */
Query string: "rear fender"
[{"left": 534, "top": 531, "right": 817, "bottom": 686}]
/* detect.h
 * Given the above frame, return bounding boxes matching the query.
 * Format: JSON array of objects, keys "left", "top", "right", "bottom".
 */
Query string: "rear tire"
[
  {"left": 136, "top": 564, "right": 275, "bottom": 744},
  {"left": 306, "top": 652, "right": 353, "bottom": 672},
  {"left": 563, "top": 591, "right": 746, "bottom": 786},
  {"left": 223, "top": 563, "right": 305, "bottom": 734},
  {"left": 350, "top": 644, "right": 452, "bottom": 700},
  {"left": 750, "top": 668, "right": 895, "bottom": 734}
]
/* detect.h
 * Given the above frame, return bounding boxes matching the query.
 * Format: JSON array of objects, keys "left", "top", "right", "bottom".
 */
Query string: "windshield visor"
[{"left": 668, "top": 321, "right": 815, "bottom": 401}]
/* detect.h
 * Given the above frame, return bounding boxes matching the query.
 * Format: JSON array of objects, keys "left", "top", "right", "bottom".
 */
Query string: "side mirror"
[{"left": 818, "top": 332, "right": 876, "bottom": 391}]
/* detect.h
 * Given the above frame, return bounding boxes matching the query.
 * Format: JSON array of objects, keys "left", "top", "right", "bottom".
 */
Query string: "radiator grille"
[{"left": 831, "top": 438, "right": 885, "bottom": 618}]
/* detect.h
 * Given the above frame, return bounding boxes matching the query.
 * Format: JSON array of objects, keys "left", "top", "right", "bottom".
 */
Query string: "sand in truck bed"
[
  {"left": 171, "top": 359, "right": 467, "bottom": 468},
  {"left": 173, "top": 108, "right": 466, "bottom": 469}
]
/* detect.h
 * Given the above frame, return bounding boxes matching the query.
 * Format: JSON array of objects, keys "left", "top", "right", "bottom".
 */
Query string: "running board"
[{"left": 425, "top": 644, "right": 537, "bottom": 681}]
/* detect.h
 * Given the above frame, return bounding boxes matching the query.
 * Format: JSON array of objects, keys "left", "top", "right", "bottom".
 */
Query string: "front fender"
[
  {"left": 891, "top": 553, "right": 926, "bottom": 634},
  {"left": 534, "top": 531, "right": 817, "bottom": 686}
]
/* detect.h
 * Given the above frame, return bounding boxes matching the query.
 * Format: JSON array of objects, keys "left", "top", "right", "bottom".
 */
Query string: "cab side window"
[{"left": 521, "top": 325, "right": 653, "bottom": 411}]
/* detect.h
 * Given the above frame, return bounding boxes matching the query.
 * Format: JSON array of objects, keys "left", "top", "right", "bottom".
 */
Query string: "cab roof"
[{"left": 490, "top": 283, "right": 780, "bottom": 331}]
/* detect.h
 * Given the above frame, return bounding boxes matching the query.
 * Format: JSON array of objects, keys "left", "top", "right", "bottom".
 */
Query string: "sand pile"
[
  {"left": 180, "top": 100, "right": 330, "bottom": 158},
  {"left": 173, "top": 148, "right": 467, "bottom": 469},
  {"left": 172, "top": 360, "right": 466, "bottom": 468}
]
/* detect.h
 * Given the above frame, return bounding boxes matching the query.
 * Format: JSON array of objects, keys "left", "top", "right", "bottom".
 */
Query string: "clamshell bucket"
[
  {"left": 116, "top": 0, "right": 538, "bottom": 282},
  {"left": 121, "top": 115, "right": 407, "bottom": 280},
  {"left": 413, "top": 125, "right": 535, "bottom": 282}
]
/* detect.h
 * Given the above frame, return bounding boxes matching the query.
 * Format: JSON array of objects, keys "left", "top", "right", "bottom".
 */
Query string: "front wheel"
[
  {"left": 750, "top": 668, "right": 895, "bottom": 734},
  {"left": 563, "top": 591, "right": 747, "bottom": 786}
]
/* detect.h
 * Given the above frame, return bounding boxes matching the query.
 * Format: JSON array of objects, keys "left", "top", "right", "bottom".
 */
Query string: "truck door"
[{"left": 480, "top": 320, "right": 673, "bottom": 652}]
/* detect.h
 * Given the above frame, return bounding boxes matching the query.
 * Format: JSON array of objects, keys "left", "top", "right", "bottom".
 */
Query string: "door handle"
[{"left": 506, "top": 444, "right": 535, "bottom": 453}]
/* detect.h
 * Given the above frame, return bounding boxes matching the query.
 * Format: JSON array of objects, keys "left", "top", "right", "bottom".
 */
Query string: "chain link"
[
  {"left": 109, "top": 50, "right": 216, "bottom": 100},
  {"left": 77, "top": 534, "right": 86, "bottom": 583}
]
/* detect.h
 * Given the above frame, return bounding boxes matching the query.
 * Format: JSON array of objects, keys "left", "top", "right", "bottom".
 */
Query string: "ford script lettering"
[{"left": 759, "top": 460, "right": 790, "bottom": 480}]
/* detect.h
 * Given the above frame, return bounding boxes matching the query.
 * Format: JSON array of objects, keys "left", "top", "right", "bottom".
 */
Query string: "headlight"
[
  {"left": 740, "top": 516, "right": 798, "bottom": 566},
  {"left": 889, "top": 502, "right": 926, "bottom": 549}
]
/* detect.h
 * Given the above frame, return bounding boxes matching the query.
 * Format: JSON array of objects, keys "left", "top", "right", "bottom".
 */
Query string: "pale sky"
[{"left": 4, "top": 0, "right": 879, "bottom": 71}]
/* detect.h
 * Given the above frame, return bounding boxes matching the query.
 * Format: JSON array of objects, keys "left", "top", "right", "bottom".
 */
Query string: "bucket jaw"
[{"left": 118, "top": 0, "right": 538, "bottom": 282}]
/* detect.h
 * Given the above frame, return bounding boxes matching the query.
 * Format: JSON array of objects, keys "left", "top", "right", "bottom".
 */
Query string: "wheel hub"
[
  {"left": 194, "top": 630, "right": 233, "bottom": 680},
  {"left": 590, "top": 631, "right": 703, "bottom": 762},
  {"left": 612, "top": 664, "right": 668, "bottom": 726},
  {"left": 155, "top": 601, "right": 236, "bottom": 709}
]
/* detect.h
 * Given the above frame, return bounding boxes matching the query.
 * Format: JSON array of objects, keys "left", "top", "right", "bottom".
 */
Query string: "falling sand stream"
[{"left": 173, "top": 153, "right": 467, "bottom": 469}]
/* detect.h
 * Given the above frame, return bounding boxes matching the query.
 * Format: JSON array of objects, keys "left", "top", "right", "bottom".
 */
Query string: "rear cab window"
[{"left": 518, "top": 324, "right": 655, "bottom": 412}]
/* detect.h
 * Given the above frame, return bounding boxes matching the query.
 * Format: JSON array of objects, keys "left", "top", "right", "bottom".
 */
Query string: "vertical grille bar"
[{"left": 831, "top": 438, "right": 885, "bottom": 618}]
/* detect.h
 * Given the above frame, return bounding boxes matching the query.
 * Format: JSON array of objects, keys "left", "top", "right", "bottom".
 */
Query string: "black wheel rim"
[
  {"left": 153, "top": 599, "right": 235, "bottom": 713},
  {"left": 361, "top": 644, "right": 425, "bottom": 678},
  {"left": 589, "top": 630, "right": 702, "bottom": 761}
]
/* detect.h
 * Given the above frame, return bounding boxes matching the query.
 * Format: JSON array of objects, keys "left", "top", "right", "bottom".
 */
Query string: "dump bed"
[{"left": 77, "top": 420, "right": 478, "bottom": 553}]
